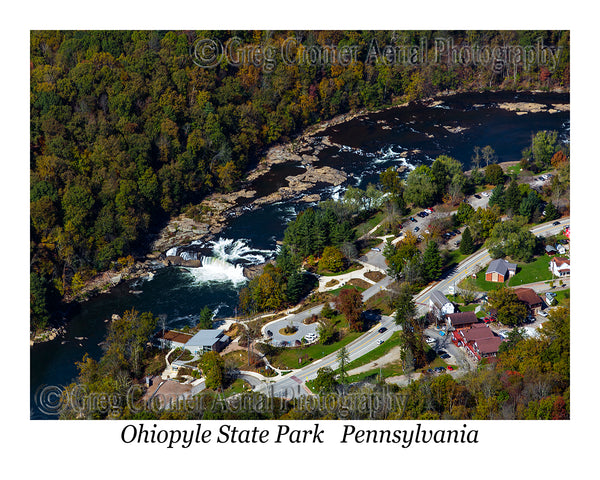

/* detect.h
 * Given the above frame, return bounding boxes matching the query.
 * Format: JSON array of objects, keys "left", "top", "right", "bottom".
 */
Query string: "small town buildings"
[
  {"left": 545, "top": 245, "right": 557, "bottom": 255},
  {"left": 184, "top": 329, "right": 230, "bottom": 355},
  {"left": 556, "top": 244, "right": 566, "bottom": 255},
  {"left": 514, "top": 288, "right": 544, "bottom": 314},
  {"left": 445, "top": 311, "right": 478, "bottom": 330},
  {"left": 485, "top": 259, "right": 517, "bottom": 282},
  {"left": 452, "top": 323, "right": 504, "bottom": 360},
  {"left": 155, "top": 329, "right": 230, "bottom": 355},
  {"left": 429, "top": 290, "right": 455, "bottom": 318},
  {"left": 549, "top": 257, "right": 570, "bottom": 277}
]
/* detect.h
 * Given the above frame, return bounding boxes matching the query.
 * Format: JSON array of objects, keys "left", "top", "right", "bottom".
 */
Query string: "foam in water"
[
  {"left": 166, "top": 246, "right": 178, "bottom": 257},
  {"left": 185, "top": 256, "right": 247, "bottom": 285},
  {"left": 209, "top": 238, "right": 274, "bottom": 265}
]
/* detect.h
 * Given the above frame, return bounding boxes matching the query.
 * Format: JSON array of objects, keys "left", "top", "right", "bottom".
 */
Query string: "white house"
[
  {"left": 429, "top": 290, "right": 455, "bottom": 318},
  {"left": 549, "top": 257, "right": 570, "bottom": 277}
]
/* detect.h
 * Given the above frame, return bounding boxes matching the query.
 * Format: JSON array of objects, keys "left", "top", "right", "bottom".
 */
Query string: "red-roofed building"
[{"left": 455, "top": 323, "right": 504, "bottom": 360}]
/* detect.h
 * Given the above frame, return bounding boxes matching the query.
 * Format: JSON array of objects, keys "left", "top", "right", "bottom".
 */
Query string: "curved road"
[{"left": 254, "top": 218, "right": 569, "bottom": 399}]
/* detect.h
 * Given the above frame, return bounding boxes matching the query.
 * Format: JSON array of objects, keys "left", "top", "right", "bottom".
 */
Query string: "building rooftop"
[
  {"left": 446, "top": 311, "right": 478, "bottom": 327},
  {"left": 430, "top": 290, "right": 451, "bottom": 308},
  {"left": 462, "top": 323, "right": 494, "bottom": 342},
  {"left": 476, "top": 336, "right": 504, "bottom": 355},
  {"left": 158, "top": 330, "right": 193, "bottom": 344},
  {"left": 186, "top": 329, "right": 226, "bottom": 347},
  {"left": 551, "top": 256, "right": 570, "bottom": 267},
  {"left": 514, "top": 288, "right": 543, "bottom": 306},
  {"left": 486, "top": 258, "right": 517, "bottom": 277}
]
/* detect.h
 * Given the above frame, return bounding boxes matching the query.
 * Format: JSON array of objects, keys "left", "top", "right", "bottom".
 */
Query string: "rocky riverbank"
[{"left": 41, "top": 88, "right": 569, "bottom": 345}]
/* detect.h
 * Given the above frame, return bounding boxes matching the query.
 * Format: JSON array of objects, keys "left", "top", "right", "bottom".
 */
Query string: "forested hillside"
[{"left": 30, "top": 30, "right": 570, "bottom": 331}]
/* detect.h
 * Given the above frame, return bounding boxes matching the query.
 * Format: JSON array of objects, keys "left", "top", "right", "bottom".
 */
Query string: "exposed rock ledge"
[
  {"left": 253, "top": 166, "right": 347, "bottom": 206},
  {"left": 497, "top": 102, "right": 570, "bottom": 114}
]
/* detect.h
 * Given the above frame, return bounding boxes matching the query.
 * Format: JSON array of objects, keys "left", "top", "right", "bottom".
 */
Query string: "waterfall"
[{"left": 184, "top": 256, "right": 247, "bottom": 285}]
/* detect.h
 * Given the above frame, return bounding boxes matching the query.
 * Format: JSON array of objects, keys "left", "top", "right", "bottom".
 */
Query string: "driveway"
[{"left": 262, "top": 307, "right": 322, "bottom": 346}]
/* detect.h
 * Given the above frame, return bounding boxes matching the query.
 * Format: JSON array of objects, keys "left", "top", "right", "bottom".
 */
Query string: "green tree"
[
  {"left": 200, "top": 351, "right": 225, "bottom": 390},
  {"left": 312, "top": 367, "right": 339, "bottom": 394},
  {"left": 403, "top": 166, "right": 437, "bottom": 207},
  {"left": 543, "top": 202, "right": 559, "bottom": 221},
  {"left": 488, "top": 288, "right": 528, "bottom": 326},
  {"left": 488, "top": 183, "right": 506, "bottom": 211},
  {"left": 421, "top": 241, "right": 443, "bottom": 283},
  {"left": 485, "top": 220, "right": 537, "bottom": 262},
  {"left": 531, "top": 130, "right": 558, "bottom": 171},
  {"left": 337, "top": 346, "right": 350, "bottom": 385},
  {"left": 393, "top": 283, "right": 416, "bottom": 328},
  {"left": 460, "top": 227, "right": 475, "bottom": 255},
  {"left": 198, "top": 306, "right": 213, "bottom": 329},
  {"left": 504, "top": 180, "right": 522, "bottom": 216},
  {"left": 30, "top": 272, "right": 52, "bottom": 331},
  {"left": 485, "top": 163, "right": 504, "bottom": 185},
  {"left": 456, "top": 202, "right": 475, "bottom": 225},
  {"left": 319, "top": 245, "right": 346, "bottom": 273}
]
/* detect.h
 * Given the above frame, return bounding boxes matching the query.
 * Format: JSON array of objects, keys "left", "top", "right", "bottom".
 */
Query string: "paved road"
[
  {"left": 253, "top": 218, "right": 569, "bottom": 399},
  {"left": 414, "top": 218, "right": 570, "bottom": 314},
  {"left": 255, "top": 313, "right": 398, "bottom": 399}
]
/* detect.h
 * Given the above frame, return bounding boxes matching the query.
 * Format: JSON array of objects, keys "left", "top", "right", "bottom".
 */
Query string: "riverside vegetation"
[{"left": 30, "top": 30, "right": 570, "bottom": 333}]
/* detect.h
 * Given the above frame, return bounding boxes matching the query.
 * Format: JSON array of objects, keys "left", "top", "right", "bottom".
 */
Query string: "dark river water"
[{"left": 30, "top": 91, "right": 569, "bottom": 419}]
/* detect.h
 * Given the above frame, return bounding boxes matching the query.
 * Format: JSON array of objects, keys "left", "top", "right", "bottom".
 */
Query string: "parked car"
[
  {"left": 539, "top": 311, "right": 548, "bottom": 317},
  {"left": 447, "top": 366, "right": 454, "bottom": 371},
  {"left": 378, "top": 327, "right": 387, "bottom": 334},
  {"left": 371, "top": 247, "right": 381, "bottom": 252},
  {"left": 440, "top": 353, "right": 451, "bottom": 359},
  {"left": 414, "top": 226, "right": 420, "bottom": 232},
  {"left": 410, "top": 217, "right": 417, "bottom": 222},
  {"left": 474, "top": 194, "right": 481, "bottom": 199},
  {"left": 482, "top": 192, "right": 489, "bottom": 197}
]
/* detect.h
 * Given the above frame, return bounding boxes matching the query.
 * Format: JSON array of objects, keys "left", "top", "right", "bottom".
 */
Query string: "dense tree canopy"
[{"left": 30, "top": 30, "right": 570, "bottom": 331}]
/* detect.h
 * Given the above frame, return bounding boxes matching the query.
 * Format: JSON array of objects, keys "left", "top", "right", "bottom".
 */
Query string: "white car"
[{"left": 482, "top": 192, "right": 489, "bottom": 197}]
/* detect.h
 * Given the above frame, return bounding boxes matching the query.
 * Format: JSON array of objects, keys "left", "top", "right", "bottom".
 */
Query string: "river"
[{"left": 30, "top": 91, "right": 569, "bottom": 419}]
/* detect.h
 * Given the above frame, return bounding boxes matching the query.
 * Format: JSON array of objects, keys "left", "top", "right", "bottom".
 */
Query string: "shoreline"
[{"left": 32, "top": 87, "right": 569, "bottom": 344}]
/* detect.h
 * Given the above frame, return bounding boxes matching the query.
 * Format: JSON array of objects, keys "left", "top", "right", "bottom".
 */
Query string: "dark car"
[
  {"left": 410, "top": 217, "right": 417, "bottom": 222},
  {"left": 440, "top": 353, "right": 451, "bottom": 359},
  {"left": 266, "top": 330, "right": 273, "bottom": 337},
  {"left": 552, "top": 221, "right": 560, "bottom": 226},
  {"left": 414, "top": 226, "right": 420, "bottom": 232},
  {"left": 437, "top": 350, "right": 447, "bottom": 356},
  {"left": 474, "top": 194, "right": 481, "bottom": 199},
  {"left": 378, "top": 327, "right": 387, "bottom": 334}
]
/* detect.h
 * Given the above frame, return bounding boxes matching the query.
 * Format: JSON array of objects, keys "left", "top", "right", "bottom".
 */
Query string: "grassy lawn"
[
  {"left": 354, "top": 211, "right": 385, "bottom": 238},
  {"left": 459, "top": 304, "right": 477, "bottom": 312},
  {"left": 327, "top": 284, "right": 366, "bottom": 296},
  {"left": 364, "top": 290, "right": 394, "bottom": 315},
  {"left": 343, "top": 331, "right": 401, "bottom": 372},
  {"left": 318, "top": 262, "right": 363, "bottom": 277},
  {"left": 508, "top": 254, "right": 555, "bottom": 286},
  {"left": 466, "top": 269, "right": 506, "bottom": 292},
  {"left": 221, "top": 378, "right": 253, "bottom": 397},
  {"left": 551, "top": 288, "right": 570, "bottom": 306},
  {"left": 443, "top": 249, "right": 469, "bottom": 270},
  {"left": 270, "top": 331, "right": 363, "bottom": 370}
]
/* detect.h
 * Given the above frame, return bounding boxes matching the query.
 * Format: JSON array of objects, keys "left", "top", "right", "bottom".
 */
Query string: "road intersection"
[{"left": 253, "top": 218, "right": 569, "bottom": 399}]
